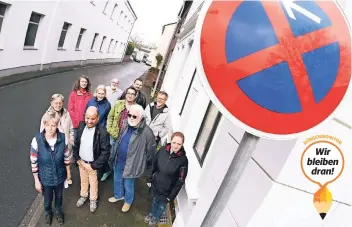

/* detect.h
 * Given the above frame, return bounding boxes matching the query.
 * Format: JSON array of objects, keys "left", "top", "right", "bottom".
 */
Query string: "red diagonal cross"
[
  {"left": 221, "top": 1, "right": 341, "bottom": 111},
  {"left": 199, "top": 0, "right": 351, "bottom": 135}
]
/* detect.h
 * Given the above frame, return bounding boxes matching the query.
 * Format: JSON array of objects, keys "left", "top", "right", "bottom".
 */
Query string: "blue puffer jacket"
[
  {"left": 36, "top": 131, "right": 67, "bottom": 186},
  {"left": 85, "top": 97, "right": 111, "bottom": 128}
]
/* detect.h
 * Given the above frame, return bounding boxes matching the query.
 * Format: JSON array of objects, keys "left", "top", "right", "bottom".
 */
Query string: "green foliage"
[
  {"left": 156, "top": 53, "right": 163, "bottom": 69},
  {"left": 125, "top": 42, "right": 135, "bottom": 55}
]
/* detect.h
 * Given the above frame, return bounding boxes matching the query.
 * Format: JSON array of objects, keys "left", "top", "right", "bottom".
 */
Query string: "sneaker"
[
  {"left": 56, "top": 213, "right": 64, "bottom": 225},
  {"left": 122, "top": 203, "right": 131, "bottom": 212},
  {"left": 44, "top": 213, "right": 52, "bottom": 225},
  {"left": 90, "top": 200, "right": 98, "bottom": 213},
  {"left": 76, "top": 196, "right": 88, "bottom": 207},
  {"left": 148, "top": 218, "right": 159, "bottom": 227},
  {"left": 100, "top": 172, "right": 110, "bottom": 181},
  {"left": 144, "top": 214, "right": 153, "bottom": 223},
  {"left": 108, "top": 196, "right": 124, "bottom": 203}
]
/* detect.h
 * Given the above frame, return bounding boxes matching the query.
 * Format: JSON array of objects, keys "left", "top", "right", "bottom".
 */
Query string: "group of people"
[{"left": 29, "top": 75, "right": 189, "bottom": 226}]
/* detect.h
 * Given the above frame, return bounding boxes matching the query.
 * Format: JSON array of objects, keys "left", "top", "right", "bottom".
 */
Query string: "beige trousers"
[{"left": 78, "top": 165, "right": 98, "bottom": 201}]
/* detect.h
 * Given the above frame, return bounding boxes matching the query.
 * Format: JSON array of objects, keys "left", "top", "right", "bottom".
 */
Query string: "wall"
[
  {"left": 162, "top": 0, "right": 352, "bottom": 226},
  {"left": 0, "top": 0, "right": 136, "bottom": 76},
  {"left": 151, "top": 23, "right": 177, "bottom": 67}
]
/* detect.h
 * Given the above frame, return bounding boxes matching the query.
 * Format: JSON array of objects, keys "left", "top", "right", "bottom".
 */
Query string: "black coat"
[
  {"left": 147, "top": 144, "right": 188, "bottom": 202},
  {"left": 119, "top": 88, "right": 147, "bottom": 109},
  {"left": 73, "top": 121, "right": 111, "bottom": 179}
]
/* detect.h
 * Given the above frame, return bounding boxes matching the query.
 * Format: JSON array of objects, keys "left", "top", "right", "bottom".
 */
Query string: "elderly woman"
[
  {"left": 145, "top": 132, "right": 188, "bottom": 226},
  {"left": 40, "top": 94, "right": 75, "bottom": 186},
  {"left": 31, "top": 110, "right": 70, "bottom": 225},
  {"left": 85, "top": 84, "right": 111, "bottom": 128},
  {"left": 68, "top": 75, "right": 92, "bottom": 137}
]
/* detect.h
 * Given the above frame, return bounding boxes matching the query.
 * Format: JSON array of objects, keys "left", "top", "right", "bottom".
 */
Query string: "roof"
[
  {"left": 161, "top": 22, "right": 177, "bottom": 35},
  {"left": 126, "top": 0, "right": 138, "bottom": 20}
]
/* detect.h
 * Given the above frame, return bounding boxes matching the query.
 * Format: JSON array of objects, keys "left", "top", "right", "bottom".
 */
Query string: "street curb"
[
  {"left": 18, "top": 194, "right": 44, "bottom": 227},
  {"left": 0, "top": 61, "right": 128, "bottom": 89}
]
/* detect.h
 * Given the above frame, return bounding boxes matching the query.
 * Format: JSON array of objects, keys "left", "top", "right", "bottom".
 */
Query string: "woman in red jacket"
[{"left": 68, "top": 75, "right": 92, "bottom": 138}]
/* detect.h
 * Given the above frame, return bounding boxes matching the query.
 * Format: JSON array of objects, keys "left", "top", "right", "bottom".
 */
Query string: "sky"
[{"left": 128, "top": 0, "right": 184, "bottom": 46}]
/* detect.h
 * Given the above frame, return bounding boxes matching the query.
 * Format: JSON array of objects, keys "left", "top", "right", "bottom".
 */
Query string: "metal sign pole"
[{"left": 200, "top": 132, "right": 260, "bottom": 227}]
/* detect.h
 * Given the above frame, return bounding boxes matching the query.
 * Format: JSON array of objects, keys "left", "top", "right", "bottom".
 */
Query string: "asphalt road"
[{"left": 0, "top": 62, "right": 149, "bottom": 227}]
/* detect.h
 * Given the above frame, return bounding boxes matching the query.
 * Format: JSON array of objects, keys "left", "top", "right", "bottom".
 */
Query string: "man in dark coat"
[
  {"left": 119, "top": 78, "right": 147, "bottom": 109},
  {"left": 73, "top": 106, "right": 111, "bottom": 213}
]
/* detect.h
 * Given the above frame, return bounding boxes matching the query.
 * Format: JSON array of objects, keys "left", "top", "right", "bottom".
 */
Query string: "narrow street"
[{"left": 0, "top": 62, "right": 150, "bottom": 227}]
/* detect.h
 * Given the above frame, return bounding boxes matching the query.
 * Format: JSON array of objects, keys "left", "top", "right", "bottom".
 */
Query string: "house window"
[
  {"left": 107, "top": 39, "right": 113, "bottom": 53},
  {"left": 24, "top": 12, "right": 43, "bottom": 47},
  {"left": 193, "top": 102, "right": 222, "bottom": 166},
  {"left": 58, "top": 22, "right": 71, "bottom": 49},
  {"left": 0, "top": 3, "right": 7, "bottom": 34},
  {"left": 103, "top": 0, "right": 109, "bottom": 13},
  {"left": 91, "top": 33, "right": 98, "bottom": 51},
  {"left": 117, "top": 10, "right": 123, "bottom": 24},
  {"left": 113, "top": 40, "right": 118, "bottom": 53},
  {"left": 111, "top": 3, "right": 117, "bottom": 19},
  {"left": 100, "top": 36, "right": 106, "bottom": 52},
  {"left": 76, "top": 28, "right": 86, "bottom": 50},
  {"left": 180, "top": 69, "right": 197, "bottom": 115}
]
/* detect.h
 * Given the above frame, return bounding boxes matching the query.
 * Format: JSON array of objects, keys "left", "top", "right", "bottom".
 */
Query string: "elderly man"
[
  {"left": 119, "top": 78, "right": 147, "bottom": 109},
  {"left": 73, "top": 106, "right": 111, "bottom": 213},
  {"left": 145, "top": 91, "right": 171, "bottom": 146},
  {"left": 108, "top": 104, "right": 156, "bottom": 212},
  {"left": 106, "top": 78, "right": 123, "bottom": 107}
]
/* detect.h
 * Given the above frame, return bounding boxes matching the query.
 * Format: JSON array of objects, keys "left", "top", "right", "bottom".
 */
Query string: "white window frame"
[
  {"left": 24, "top": 11, "right": 43, "bottom": 49},
  {"left": 75, "top": 28, "right": 86, "bottom": 50},
  {"left": 58, "top": 22, "right": 71, "bottom": 49},
  {"left": 111, "top": 3, "right": 117, "bottom": 19}
]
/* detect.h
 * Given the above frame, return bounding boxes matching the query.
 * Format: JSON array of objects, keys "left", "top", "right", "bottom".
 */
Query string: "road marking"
[{"left": 282, "top": 0, "right": 321, "bottom": 23}]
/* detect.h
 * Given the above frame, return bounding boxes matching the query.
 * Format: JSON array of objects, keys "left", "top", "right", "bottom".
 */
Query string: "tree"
[
  {"left": 130, "top": 34, "right": 143, "bottom": 49},
  {"left": 125, "top": 41, "right": 135, "bottom": 55},
  {"left": 156, "top": 53, "right": 163, "bottom": 69}
]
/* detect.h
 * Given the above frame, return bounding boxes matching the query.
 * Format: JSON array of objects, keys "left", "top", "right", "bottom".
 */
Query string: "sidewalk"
[{"left": 36, "top": 167, "right": 154, "bottom": 227}]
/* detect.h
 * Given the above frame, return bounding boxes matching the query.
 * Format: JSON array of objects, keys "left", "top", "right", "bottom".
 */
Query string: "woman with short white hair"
[
  {"left": 31, "top": 110, "right": 70, "bottom": 225},
  {"left": 40, "top": 94, "right": 75, "bottom": 186}
]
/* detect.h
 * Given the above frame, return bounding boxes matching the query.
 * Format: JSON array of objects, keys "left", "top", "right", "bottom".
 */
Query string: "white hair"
[{"left": 130, "top": 104, "right": 145, "bottom": 118}]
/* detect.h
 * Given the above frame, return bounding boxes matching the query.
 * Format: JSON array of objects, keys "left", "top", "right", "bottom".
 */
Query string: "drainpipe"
[{"left": 40, "top": 0, "right": 60, "bottom": 71}]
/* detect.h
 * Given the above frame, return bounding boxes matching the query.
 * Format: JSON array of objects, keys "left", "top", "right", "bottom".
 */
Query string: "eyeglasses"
[
  {"left": 127, "top": 92, "right": 136, "bottom": 96},
  {"left": 128, "top": 113, "right": 138, "bottom": 119}
]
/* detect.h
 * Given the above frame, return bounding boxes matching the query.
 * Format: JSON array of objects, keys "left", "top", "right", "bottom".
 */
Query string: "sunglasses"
[{"left": 128, "top": 113, "right": 138, "bottom": 119}]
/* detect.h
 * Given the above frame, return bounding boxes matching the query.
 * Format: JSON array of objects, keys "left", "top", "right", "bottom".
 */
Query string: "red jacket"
[{"left": 68, "top": 90, "right": 92, "bottom": 128}]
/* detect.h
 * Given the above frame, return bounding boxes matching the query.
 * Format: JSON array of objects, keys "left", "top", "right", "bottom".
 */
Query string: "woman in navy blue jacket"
[
  {"left": 85, "top": 85, "right": 111, "bottom": 128},
  {"left": 30, "top": 110, "right": 70, "bottom": 225}
]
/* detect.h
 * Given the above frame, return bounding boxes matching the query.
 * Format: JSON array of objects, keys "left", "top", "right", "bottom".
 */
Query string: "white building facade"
[
  {"left": 151, "top": 22, "right": 177, "bottom": 68},
  {"left": 0, "top": 0, "right": 137, "bottom": 77},
  {"left": 161, "top": 1, "right": 352, "bottom": 226}
]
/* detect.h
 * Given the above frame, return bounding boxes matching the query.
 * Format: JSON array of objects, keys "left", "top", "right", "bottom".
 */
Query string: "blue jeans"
[
  {"left": 150, "top": 197, "right": 167, "bottom": 220},
  {"left": 42, "top": 182, "right": 64, "bottom": 215},
  {"left": 113, "top": 165, "right": 135, "bottom": 205}
]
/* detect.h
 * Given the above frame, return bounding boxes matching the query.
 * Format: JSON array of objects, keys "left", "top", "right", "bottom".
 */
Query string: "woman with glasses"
[
  {"left": 40, "top": 94, "right": 75, "bottom": 187},
  {"left": 101, "top": 87, "right": 137, "bottom": 181}
]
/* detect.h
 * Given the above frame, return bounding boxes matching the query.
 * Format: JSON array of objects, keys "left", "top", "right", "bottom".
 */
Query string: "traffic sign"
[{"left": 194, "top": 0, "right": 352, "bottom": 139}]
